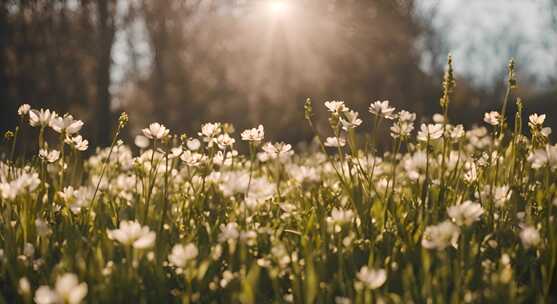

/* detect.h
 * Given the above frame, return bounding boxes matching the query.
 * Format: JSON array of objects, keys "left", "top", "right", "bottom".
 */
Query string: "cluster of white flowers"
[
  {"left": 447, "top": 200, "right": 484, "bottom": 226},
  {"left": 483, "top": 111, "right": 501, "bottom": 126},
  {"left": 107, "top": 220, "right": 156, "bottom": 249},
  {"left": 0, "top": 171, "right": 41, "bottom": 200},
  {"left": 168, "top": 243, "right": 198, "bottom": 270},
  {"left": 241, "top": 125, "right": 265, "bottom": 142},
  {"left": 417, "top": 123, "right": 444, "bottom": 142},
  {"left": 34, "top": 273, "right": 87, "bottom": 304},
  {"left": 369, "top": 100, "right": 396, "bottom": 120}
]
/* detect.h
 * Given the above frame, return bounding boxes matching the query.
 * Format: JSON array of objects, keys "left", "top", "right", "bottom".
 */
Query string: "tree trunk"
[{"left": 96, "top": 0, "right": 116, "bottom": 147}]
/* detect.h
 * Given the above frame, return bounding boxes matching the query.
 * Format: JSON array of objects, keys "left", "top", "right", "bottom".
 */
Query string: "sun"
[{"left": 268, "top": 0, "right": 290, "bottom": 16}]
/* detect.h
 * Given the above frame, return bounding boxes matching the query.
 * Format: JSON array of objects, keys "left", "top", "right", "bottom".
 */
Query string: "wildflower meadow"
[{"left": 1, "top": 59, "right": 556, "bottom": 303}]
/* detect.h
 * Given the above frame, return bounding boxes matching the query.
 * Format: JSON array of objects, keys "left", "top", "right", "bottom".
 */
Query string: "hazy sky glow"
[
  {"left": 111, "top": 0, "right": 557, "bottom": 94},
  {"left": 420, "top": 0, "right": 557, "bottom": 87}
]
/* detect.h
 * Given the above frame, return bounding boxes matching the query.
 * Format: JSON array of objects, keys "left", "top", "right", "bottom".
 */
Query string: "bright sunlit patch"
[{"left": 268, "top": 0, "right": 290, "bottom": 16}]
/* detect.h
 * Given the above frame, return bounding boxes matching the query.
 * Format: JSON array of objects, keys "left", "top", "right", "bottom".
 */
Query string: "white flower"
[
  {"left": 241, "top": 125, "right": 265, "bottom": 142},
  {"left": 66, "top": 135, "right": 88, "bottom": 151},
  {"left": 417, "top": 123, "right": 444, "bottom": 142},
  {"left": 142, "top": 123, "right": 169, "bottom": 140},
  {"left": 262, "top": 142, "right": 293, "bottom": 159},
  {"left": 397, "top": 110, "right": 416, "bottom": 122},
  {"left": 433, "top": 113, "right": 445, "bottom": 123},
  {"left": 324, "top": 137, "right": 346, "bottom": 147},
  {"left": 51, "top": 114, "right": 84, "bottom": 135},
  {"left": 34, "top": 286, "right": 59, "bottom": 304},
  {"left": 54, "top": 273, "right": 88, "bottom": 304},
  {"left": 528, "top": 144, "right": 557, "bottom": 170},
  {"left": 421, "top": 220, "right": 460, "bottom": 250},
  {"left": 324, "top": 101, "right": 348, "bottom": 113},
  {"left": 215, "top": 134, "right": 235, "bottom": 149},
  {"left": 356, "top": 266, "right": 387, "bottom": 289},
  {"left": 447, "top": 200, "right": 484, "bottom": 226},
  {"left": 18, "top": 104, "right": 31, "bottom": 116},
  {"left": 450, "top": 124, "right": 465, "bottom": 140},
  {"left": 390, "top": 121, "right": 414, "bottom": 139},
  {"left": 520, "top": 225, "right": 541, "bottom": 248},
  {"left": 463, "top": 162, "right": 478, "bottom": 183},
  {"left": 199, "top": 122, "right": 222, "bottom": 139},
  {"left": 168, "top": 243, "right": 198, "bottom": 268},
  {"left": 493, "top": 185, "right": 511, "bottom": 207},
  {"left": 218, "top": 222, "right": 240, "bottom": 242},
  {"left": 528, "top": 113, "right": 546, "bottom": 129},
  {"left": 107, "top": 220, "right": 156, "bottom": 249},
  {"left": 39, "top": 149, "right": 60, "bottom": 163},
  {"left": 369, "top": 100, "right": 396, "bottom": 120},
  {"left": 339, "top": 110, "right": 362, "bottom": 130},
  {"left": 180, "top": 150, "right": 206, "bottom": 167},
  {"left": 326, "top": 208, "right": 354, "bottom": 226},
  {"left": 18, "top": 277, "right": 31, "bottom": 295},
  {"left": 187, "top": 138, "right": 201, "bottom": 151},
  {"left": 29, "top": 109, "right": 56, "bottom": 128},
  {"left": 34, "top": 273, "right": 88, "bottom": 304},
  {"left": 0, "top": 172, "right": 41, "bottom": 200},
  {"left": 134, "top": 135, "right": 150, "bottom": 149},
  {"left": 483, "top": 111, "right": 501, "bottom": 126}
]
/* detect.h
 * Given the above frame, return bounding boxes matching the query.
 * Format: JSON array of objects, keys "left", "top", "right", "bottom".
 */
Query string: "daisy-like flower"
[
  {"left": 262, "top": 142, "right": 293, "bottom": 159},
  {"left": 447, "top": 200, "right": 484, "bottom": 226},
  {"left": 142, "top": 123, "right": 169, "bottom": 140},
  {"left": 528, "top": 144, "right": 557, "bottom": 170},
  {"left": 107, "top": 220, "right": 156, "bottom": 250},
  {"left": 199, "top": 122, "right": 222, "bottom": 139},
  {"left": 180, "top": 150, "right": 206, "bottom": 167},
  {"left": 241, "top": 125, "right": 264, "bottom": 142},
  {"left": 324, "top": 101, "right": 348, "bottom": 114},
  {"left": 390, "top": 121, "right": 414, "bottom": 139},
  {"left": 450, "top": 124, "right": 465, "bottom": 141},
  {"left": 39, "top": 149, "right": 60, "bottom": 163},
  {"left": 397, "top": 110, "right": 416, "bottom": 122},
  {"left": 339, "top": 110, "right": 362, "bottom": 130},
  {"left": 421, "top": 220, "right": 460, "bottom": 250},
  {"left": 369, "top": 100, "right": 396, "bottom": 120},
  {"left": 34, "top": 273, "right": 88, "bottom": 304},
  {"left": 29, "top": 109, "right": 56, "bottom": 128},
  {"left": 483, "top": 111, "right": 501, "bottom": 126},
  {"left": 356, "top": 266, "right": 387, "bottom": 290},
  {"left": 519, "top": 225, "right": 541, "bottom": 248},
  {"left": 215, "top": 133, "right": 235, "bottom": 150},
  {"left": 218, "top": 222, "right": 240, "bottom": 243},
  {"left": 168, "top": 243, "right": 198, "bottom": 269},
  {"left": 324, "top": 137, "right": 346, "bottom": 147},
  {"left": 18, "top": 104, "right": 31, "bottom": 116},
  {"left": 417, "top": 123, "right": 444, "bottom": 142},
  {"left": 65, "top": 135, "right": 89, "bottom": 151},
  {"left": 51, "top": 114, "right": 84, "bottom": 135},
  {"left": 528, "top": 113, "right": 546, "bottom": 129}
]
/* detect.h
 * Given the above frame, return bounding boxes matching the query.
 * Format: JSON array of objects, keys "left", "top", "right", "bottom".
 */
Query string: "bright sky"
[{"left": 420, "top": 0, "right": 557, "bottom": 88}]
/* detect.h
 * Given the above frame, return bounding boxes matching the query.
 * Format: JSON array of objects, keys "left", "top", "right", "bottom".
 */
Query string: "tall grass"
[{"left": 0, "top": 58, "right": 556, "bottom": 303}]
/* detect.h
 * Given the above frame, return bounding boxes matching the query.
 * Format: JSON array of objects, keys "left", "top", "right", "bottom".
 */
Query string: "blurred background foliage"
[{"left": 1, "top": 0, "right": 556, "bottom": 148}]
